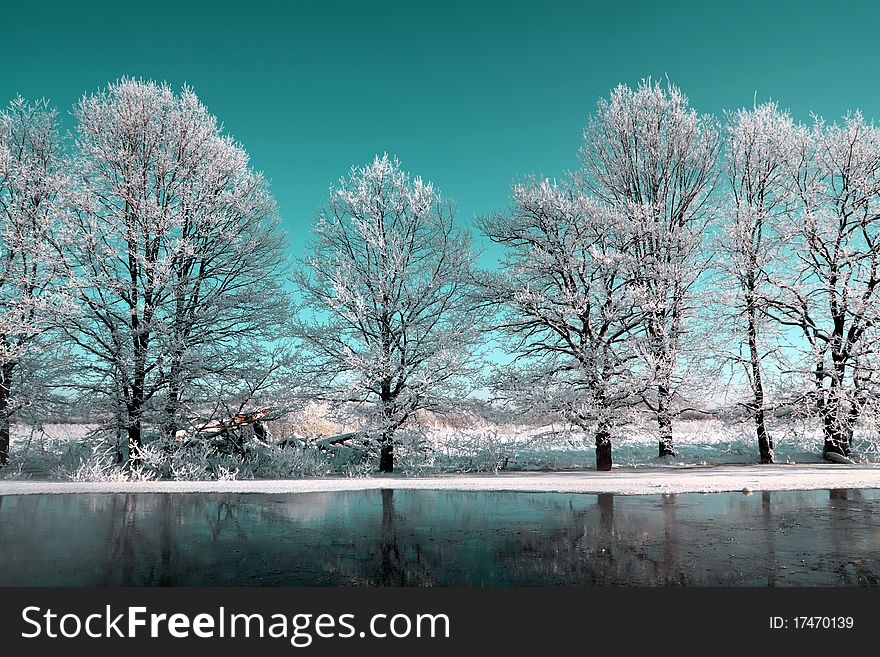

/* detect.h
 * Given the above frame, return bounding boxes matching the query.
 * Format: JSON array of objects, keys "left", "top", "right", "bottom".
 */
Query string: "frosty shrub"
[
  {"left": 136, "top": 437, "right": 339, "bottom": 481},
  {"left": 53, "top": 443, "right": 156, "bottom": 482},
  {"left": 416, "top": 430, "right": 516, "bottom": 474},
  {"left": 244, "top": 444, "right": 333, "bottom": 479},
  {"left": 384, "top": 429, "right": 439, "bottom": 475},
  {"left": 0, "top": 461, "right": 31, "bottom": 480},
  {"left": 138, "top": 439, "right": 245, "bottom": 481}
]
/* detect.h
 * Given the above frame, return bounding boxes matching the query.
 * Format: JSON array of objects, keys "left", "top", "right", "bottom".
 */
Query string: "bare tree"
[
  {"left": 717, "top": 102, "right": 796, "bottom": 463},
  {"left": 578, "top": 79, "right": 720, "bottom": 457},
  {"left": 60, "top": 79, "right": 289, "bottom": 465},
  {"left": 295, "top": 154, "right": 481, "bottom": 473},
  {"left": 0, "top": 97, "right": 68, "bottom": 465},
  {"left": 768, "top": 112, "right": 880, "bottom": 460},
  {"left": 480, "top": 177, "right": 645, "bottom": 470}
]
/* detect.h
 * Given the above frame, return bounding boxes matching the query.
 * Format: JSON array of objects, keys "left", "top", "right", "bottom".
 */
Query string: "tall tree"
[
  {"left": 0, "top": 97, "right": 68, "bottom": 466},
  {"left": 61, "top": 79, "right": 288, "bottom": 465},
  {"left": 717, "top": 102, "right": 795, "bottom": 463},
  {"left": 480, "top": 178, "right": 645, "bottom": 470},
  {"left": 768, "top": 112, "right": 880, "bottom": 459},
  {"left": 578, "top": 79, "right": 720, "bottom": 457},
  {"left": 295, "top": 154, "right": 480, "bottom": 473}
]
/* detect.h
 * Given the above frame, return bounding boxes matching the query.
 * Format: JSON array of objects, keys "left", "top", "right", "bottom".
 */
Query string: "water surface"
[{"left": 0, "top": 488, "right": 877, "bottom": 586}]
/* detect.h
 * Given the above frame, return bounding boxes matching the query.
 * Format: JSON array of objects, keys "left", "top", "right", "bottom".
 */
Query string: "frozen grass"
[
  {"left": 1, "top": 416, "right": 878, "bottom": 482},
  {"left": 400, "top": 417, "right": 880, "bottom": 473}
]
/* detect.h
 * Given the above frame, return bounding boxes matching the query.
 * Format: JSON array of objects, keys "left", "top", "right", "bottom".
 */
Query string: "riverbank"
[{"left": 1, "top": 463, "right": 879, "bottom": 496}]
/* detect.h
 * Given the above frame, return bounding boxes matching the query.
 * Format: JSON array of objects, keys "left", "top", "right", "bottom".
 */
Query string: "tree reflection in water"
[
  {"left": 0, "top": 489, "right": 878, "bottom": 586},
  {"left": 762, "top": 491, "right": 777, "bottom": 587},
  {"left": 828, "top": 489, "right": 878, "bottom": 586},
  {"left": 375, "top": 488, "right": 435, "bottom": 586},
  {"left": 494, "top": 492, "right": 696, "bottom": 586}
]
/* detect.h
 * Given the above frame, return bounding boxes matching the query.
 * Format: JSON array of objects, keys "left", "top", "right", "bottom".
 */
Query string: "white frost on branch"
[{"left": 294, "top": 154, "right": 483, "bottom": 472}]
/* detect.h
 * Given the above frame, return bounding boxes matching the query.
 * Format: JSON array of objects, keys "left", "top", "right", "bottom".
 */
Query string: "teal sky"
[{"left": 2, "top": 0, "right": 879, "bottom": 264}]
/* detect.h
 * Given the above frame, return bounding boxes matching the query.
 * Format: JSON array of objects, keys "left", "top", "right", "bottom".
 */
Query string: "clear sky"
[{"left": 2, "top": 0, "right": 878, "bottom": 262}]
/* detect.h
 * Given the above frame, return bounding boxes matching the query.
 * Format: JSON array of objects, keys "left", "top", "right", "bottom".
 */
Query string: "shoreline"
[{"left": 1, "top": 463, "right": 879, "bottom": 496}]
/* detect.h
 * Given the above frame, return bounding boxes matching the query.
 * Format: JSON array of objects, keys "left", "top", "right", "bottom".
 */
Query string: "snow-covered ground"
[
  {"left": 419, "top": 417, "right": 880, "bottom": 470},
  {"left": 1, "top": 464, "right": 878, "bottom": 496}
]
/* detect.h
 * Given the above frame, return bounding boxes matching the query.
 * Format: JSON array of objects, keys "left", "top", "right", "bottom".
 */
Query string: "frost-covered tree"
[
  {"left": 0, "top": 97, "right": 69, "bottom": 465},
  {"left": 295, "top": 154, "right": 480, "bottom": 473},
  {"left": 717, "top": 102, "right": 796, "bottom": 463},
  {"left": 768, "top": 112, "right": 880, "bottom": 459},
  {"left": 578, "top": 79, "right": 720, "bottom": 457},
  {"left": 480, "top": 178, "right": 645, "bottom": 470},
  {"left": 61, "top": 79, "right": 289, "bottom": 464}
]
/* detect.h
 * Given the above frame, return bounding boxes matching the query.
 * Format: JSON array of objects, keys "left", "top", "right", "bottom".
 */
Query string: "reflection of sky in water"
[{"left": 0, "top": 489, "right": 877, "bottom": 586}]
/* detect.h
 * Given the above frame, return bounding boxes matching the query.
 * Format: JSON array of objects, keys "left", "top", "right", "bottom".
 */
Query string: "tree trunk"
[
  {"left": 842, "top": 367, "right": 867, "bottom": 459},
  {"left": 657, "top": 383, "right": 674, "bottom": 457},
  {"left": 378, "top": 373, "right": 395, "bottom": 472},
  {"left": 595, "top": 425, "right": 612, "bottom": 471},
  {"left": 756, "top": 408, "right": 774, "bottom": 464},
  {"left": 746, "top": 289, "right": 774, "bottom": 463},
  {"left": 823, "top": 428, "right": 850, "bottom": 458},
  {"left": 0, "top": 411, "right": 9, "bottom": 467},
  {"left": 162, "top": 354, "right": 183, "bottom": 438},
  {"left": 163, "top": 386, "right": 180, "bottom": 438},
  {"left": 821, "top": 364, "right": 852, "bottom": 458},
  {"left": 127, "top": 262, "right": 151, "bottom": 467},
  {"left": 822, "top": 406, "right": 851, "bottom": 457},
  {"left": 127, "top": 376, "right": 145, "bottom": 468},
  {"left": 379, "top": 432, "right": 394, "bottom": 473},
  {"left": 0, "top": 363, "right": 12, "bottom": 466},
  {"left": 127, "top": 414, "right": 143, "bottom": 468},
  {"left": 128, "top": 328, "right": 148, "bottom": 467}
]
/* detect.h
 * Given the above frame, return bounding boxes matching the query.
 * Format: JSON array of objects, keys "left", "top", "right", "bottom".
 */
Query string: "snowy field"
[{"left": 416, "top": 417, "right": 880, "bottom": 470}]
